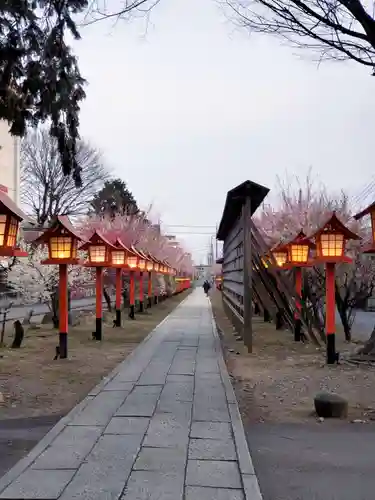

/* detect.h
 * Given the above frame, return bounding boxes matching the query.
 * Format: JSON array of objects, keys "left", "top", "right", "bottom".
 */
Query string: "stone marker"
[{"left": 314, "top": 391, "right": 348, "bottom": 418}]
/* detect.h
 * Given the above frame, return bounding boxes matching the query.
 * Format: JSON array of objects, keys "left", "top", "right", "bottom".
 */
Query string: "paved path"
[
  {"left": 246, "top": 423, "right": 375, "bottom": 500},
  {"left": 0, "top": 289, "right": 261, "bottom": 500}
]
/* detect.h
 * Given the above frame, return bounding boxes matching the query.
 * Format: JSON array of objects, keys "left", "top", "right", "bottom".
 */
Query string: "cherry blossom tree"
[{"left": 256, "top": 171, "right": 375, "bottom": 341}]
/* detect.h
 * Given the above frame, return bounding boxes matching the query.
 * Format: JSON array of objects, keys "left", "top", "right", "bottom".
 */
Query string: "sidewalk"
[{"left": 0, "top": 289, "right": 262, "bottom": 500}]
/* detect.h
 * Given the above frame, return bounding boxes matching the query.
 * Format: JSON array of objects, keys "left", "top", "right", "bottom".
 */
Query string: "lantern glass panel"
[
  {"left": 290, "top": 244, "right": 309, "bottom": 263},
  {"left": 6, "top": 217, "right": 18, "bottom": 247},
  {"left": 112, "top": 250, "right": 125, "bottom": 265},
  {"left": 0, "top": 215, "right": 6, "bottom": 246},
  {"left": 89, "top": 245, "right": 106, "bottom": 263},
  {"left": 371, "top": 211, "right": 375, "bottom": 243},
  {"left": 320, "top": 233, "right": 344, "bottom": 257},
  {"left": 146, "top": 260, "right": 153, "bottom": 271},
  {"left": 138, "top": 258, "right": 146, "bottom": 271},
  {"left": 273, "top": 251, "right": 287, "bottom": 267},
  {"left": 154, "top": 263, "right": 159, "bottom": 272},
  {"left": 50, "top": 236, "right": 72, "bottom": 259},
  {"left": 127, "top": 255, "right": 138, "bottom": 268}
]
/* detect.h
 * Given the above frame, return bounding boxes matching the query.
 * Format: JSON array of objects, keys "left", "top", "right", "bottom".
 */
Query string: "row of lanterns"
[
  {"left": 0, "top": 193, "right": 186, "bottom": 360},
  {"left": 261, "top": 212, "right": 360, "bottom": 364}
]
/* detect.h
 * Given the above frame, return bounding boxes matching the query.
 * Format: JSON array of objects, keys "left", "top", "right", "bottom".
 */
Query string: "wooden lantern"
[
  {"left": 271, "top": 243, "right": 288, "bottom": 268},
  {"left": 111, "top": 238, "right": 129, "bottom": 267},
  {"left": 80, "top": 231, "right": 115, "bottom": 265},
  {"left": 282, "top": 230, "right": 315, "bottom": 269},
  {"left": 0, "top": 190, "right": 29, "bottom": 257},
  {"left": 35, "top": 216, "right": 81, "bottom": 264},
  {"left": 310, "top": 212, "right": 360, "bottom": 263},
  {"left": 131, "top": 246, "right": 146, "bottom": 271}
]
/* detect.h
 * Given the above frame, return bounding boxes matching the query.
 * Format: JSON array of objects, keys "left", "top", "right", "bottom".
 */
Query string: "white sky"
[{"left": 73, "top": 0, "right": 375, "bottom": 264}]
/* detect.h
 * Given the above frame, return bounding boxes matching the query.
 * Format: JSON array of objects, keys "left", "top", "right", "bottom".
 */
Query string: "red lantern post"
[
  {"left": 110, "top": 239, "right": 130, "bottom": 327},
  {"left": 310, "top": 213, "right": 360, "bottom": 364},
  {"left": 80, "top": 231, "right": 115, "bottom": 340},
  {"left": 145, "top": 253, "right": 156, "bottom": 308},
  {"left": 131, "top": 246, "right": 147, "bottom": 312},
  {"left": 281, "top": 231, "right": 315, "bottom": 341},
  {"left": 34, "top": 216, "right": 81, "bottom": 358},
  {"left": 126, "top": 248, "right": 139, "bottom": 319}
]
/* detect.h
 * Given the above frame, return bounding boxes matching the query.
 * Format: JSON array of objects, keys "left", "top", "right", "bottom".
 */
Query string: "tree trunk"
[
  {"left": 103, "top": 287, "right": 112, "bottom": 312},
  {"left": 335, "top": 289, "right": 351, "bottom": 342},
  {"left": 358, "top": 324, "right": 375, "bottom": 355},
  {"left": 11, "top": 320, "right": 24, "bottom": 348},
  {"left": 51, "top": 289, "right": 59, "bottom": 328}
]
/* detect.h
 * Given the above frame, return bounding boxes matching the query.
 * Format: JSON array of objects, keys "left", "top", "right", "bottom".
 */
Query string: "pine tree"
[{"left": 91, "top": 179, "right": 139, "bottom": 217}]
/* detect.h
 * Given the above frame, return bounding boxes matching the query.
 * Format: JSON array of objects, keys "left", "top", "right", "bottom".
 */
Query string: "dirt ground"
[
  {"left": 211, "top": 290, "right": 375, "bottom": 424},
  {"left": 0, "top": 291, "right": 189, "bottom": 420}
]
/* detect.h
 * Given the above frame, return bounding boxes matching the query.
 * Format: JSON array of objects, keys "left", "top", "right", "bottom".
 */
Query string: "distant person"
[{"left": 203, "top": 280, "right": 211, "bottom": 296}]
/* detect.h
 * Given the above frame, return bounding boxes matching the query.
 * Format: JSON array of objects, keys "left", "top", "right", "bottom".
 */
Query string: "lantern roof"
[
  {"left": 79, "top": 230, "right": 116, "bottom": 251},
  {"left": 113, "top": 238, "right": 134, "bottom": 254},
  {"left": 309, "top": 212, "right": 361, "bottom": 241},
  {"left": 353, "top": 201, "right": 375, "bottom": 221},
  {"left": 0, "top": 190, "right": 30, "bottom": 222},
  {"left": 286, "top": 230, "right": 316, "bottom": 249},
  {"left": 271, "top": 241, "right": 288, "bottom": 253},
  {"left": 34, "top": 215, "right": 82, "bottom": 244}
]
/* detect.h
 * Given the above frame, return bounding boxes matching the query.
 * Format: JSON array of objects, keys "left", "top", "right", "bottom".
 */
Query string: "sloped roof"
[
  {"left": 0, "top": 191, "right": 30, "bottom": 221},
  {"left": 217, "top": 180, "right": 270, "bottom": 241}
]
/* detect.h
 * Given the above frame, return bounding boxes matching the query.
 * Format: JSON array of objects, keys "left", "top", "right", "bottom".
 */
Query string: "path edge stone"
[
  {"left": 0, "top": 293, "right": 191, "bottom": 495},
  {"left": 208, "top": 300, "right": 263, "bottom": 500}
]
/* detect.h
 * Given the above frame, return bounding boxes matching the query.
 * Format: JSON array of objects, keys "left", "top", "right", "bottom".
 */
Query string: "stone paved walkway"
[{"left": 0, "top": 289, "right": 262, "bottom": 500}]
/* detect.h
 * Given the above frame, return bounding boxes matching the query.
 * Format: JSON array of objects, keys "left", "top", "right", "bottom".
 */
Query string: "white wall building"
[{"left": 0, "top": 121, "right": 21, "bottom": 205}]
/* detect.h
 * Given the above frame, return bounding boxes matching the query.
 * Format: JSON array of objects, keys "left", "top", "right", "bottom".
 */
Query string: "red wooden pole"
[
  {"left": 115, "top": 268, "right": 122, "bottom": 327},
  {"left": 95, "top": 267, "right": 103, "bottom": 340},
  {"left": 148, "top": 271, "right": 152, "bottom": 308},
  {"left": 129, "top": 270, "right": 135, "bottom": 319},
  {"left": 139, "top": 272, "right": 144, "bottom": 312},
  {"left": 294, "top": 267, "right": 303, "bottom": 341},
  {"left": 326, "top": 262, "right": 336, "bottom": 363},
  {"left": 59, "top": 264, "right": 68, "bottom": 358}
]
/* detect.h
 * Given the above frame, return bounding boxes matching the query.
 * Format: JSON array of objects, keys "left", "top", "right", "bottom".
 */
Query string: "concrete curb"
[
  {"left": 208, "top": 299, "right": 263, "bottom": 500},
  {"left": 0, "top": 292, "right": 191, "bottom": 495}
]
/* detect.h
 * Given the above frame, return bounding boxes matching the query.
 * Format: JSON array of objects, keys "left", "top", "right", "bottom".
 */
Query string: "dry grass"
[
  {"left": 0, "top": 291, "right": 190, "bottom": 419},
  {"left": 211, "top": 290, "right": 375, "bottom": 424}
]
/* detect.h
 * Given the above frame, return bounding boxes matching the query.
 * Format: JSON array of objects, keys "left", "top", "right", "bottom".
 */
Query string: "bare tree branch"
[
  {"left": 223, "top": 0, "right": 375, "bottom": 70},
  {"left": 82, "top": 0, "right": 161, "bottom": 26},
  {"left": 21, "top": 128, "right": 110, "bottom": 225}
]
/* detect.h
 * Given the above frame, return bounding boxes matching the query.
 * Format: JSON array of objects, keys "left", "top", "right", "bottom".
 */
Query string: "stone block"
[
  {"left": 190, "top": 421, "right": 232, "bottom": 440},
  {"left": 121, "top": 471, "right": 183, "bottom": 500},
  {"left": 160, "top": 381, "right": 194, "bottom": 402},
  {"left": 70, "top": 391, "right": 128, "bottom": 426},
  {"left": 116, "top": 392, "right": 160, "bottom": 417},
  {"left": 143, "top": 413, "right": 189, "bottom": 448},
  {"left": 104, "top": 417, "right": 150, "bottom": 435},
  {"left": 0, "top": 469, "right": 76, "bottom": 499},
  {"left": 193, "top": 405, "right": 230, "bottom": 423},
  {"left": 133, "top": 446, "right": 187, "bottom": 473},
  {"left": 31, "top": 425, "right": 102, "bottom": 469},
  {"left": 102, "top": 381, "right": 135, "bottom": 392},
  {"left": 186, "top": 460, "right": 242, "bottom": 489},
  {"left": 185, "top": 486, "right": 245, "bottom": 500},
  {"left": 314, "top": 392, "right": 348, "bottom": 418},
  {"left": 188, "top": 438, "right": 236, "bottom": 460},
  {"left": 242, "top": 475, "right": 263, "bottom": 500}
]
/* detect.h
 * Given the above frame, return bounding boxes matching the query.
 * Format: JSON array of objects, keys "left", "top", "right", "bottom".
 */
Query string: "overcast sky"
[{"left": 73, "top": 0, "right": 375, "bottom": 264}]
